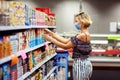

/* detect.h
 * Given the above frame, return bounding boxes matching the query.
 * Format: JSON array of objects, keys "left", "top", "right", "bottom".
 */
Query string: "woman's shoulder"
[{"left": 76, "top": 32, "right": 90, "bottom": 43}]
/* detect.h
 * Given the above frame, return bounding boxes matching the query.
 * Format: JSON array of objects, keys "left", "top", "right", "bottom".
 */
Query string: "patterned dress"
[{"left": 71, "top": 36, "right": 92, "bottom": 80}]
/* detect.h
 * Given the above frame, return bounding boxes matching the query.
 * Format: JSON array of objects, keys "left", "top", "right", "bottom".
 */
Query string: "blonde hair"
[{"left": 75, "top": 12, "right": 92, "bottom": 28}]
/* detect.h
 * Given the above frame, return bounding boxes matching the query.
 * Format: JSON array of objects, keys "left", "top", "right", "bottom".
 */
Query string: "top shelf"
[{"left": 0, "top": 26, "right": 56, "bottom": 31}]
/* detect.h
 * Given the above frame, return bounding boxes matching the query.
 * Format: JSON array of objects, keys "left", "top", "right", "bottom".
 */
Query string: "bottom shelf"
[
  {"left": 18, "top": 53, "right": 57, "bottom": 80},
  {"left": 43, "top": 66, "right": 58, "bottom": 80}
]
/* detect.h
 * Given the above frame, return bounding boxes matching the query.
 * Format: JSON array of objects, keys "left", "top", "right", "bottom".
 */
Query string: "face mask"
[{"left": 74, "top": 22, "right": 81, "bottom": 30}]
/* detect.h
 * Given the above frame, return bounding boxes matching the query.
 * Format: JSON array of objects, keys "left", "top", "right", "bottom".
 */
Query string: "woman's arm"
[
  {"left": 44, "top": 29, "right": 70, "bottom": 44},
  {"left": 52, "top": 33, "right": 70, "bottom": 44},
  {"left": 44, "top": 34, "right": 73, "bottom": 49}
]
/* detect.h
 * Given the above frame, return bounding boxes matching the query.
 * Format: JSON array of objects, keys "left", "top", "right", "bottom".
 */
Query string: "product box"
[
  {"left": 18, "top": 31, "right": 28, "bottom": 51},
  {"left": 0, "top": 13, "right": 10, "bottom": 26},
  {"left": 9, "top": 1, "right": 25, "bottom": 26},
  {"left": 34, "top": 49, "right": 43, "bottom": 64},
  {"left": 10, "top": 65, "right": 17, "bottom": 80},
  {"left": 25, "top": 4, "right": 30, "bottom": 26},
  {"left": 17, "top": 66, "right": 23, "bottom": 78},
  {"left": 48, "top": 13, "right": 56, "bottom": 26},
  {"left": 35, "top": 29, "right": 40, "bottom": 45},
  {"left": 9, "top": 34, "right": 18, "bottom": 54},
  {"left": 33, "top": 50, "right": 38, "bottom": 65},
  {"left": 28, "top": 52, "right": 33, "bottom": 70},
  {"left": 2, "top": 63, "right": 11, "bottom": 80},
  {"left": 0, "top": 36, "right": 4, "bottom": 59},
  {"left": 31, "top": 9, "right": 36, "bottom": 26},
  {"left": 35, "top": 9, "right": 46, "bottom": 26},
  {"left": 17, "top": 57, "right": 23, "bottom": 78},
  {"left": 25, "top": 30, "right": 30, "bottom": 49},
  {"left": 23, "top": 58, "right": 28, "bottom": 74},
  {"left": 27, "top": 7, "right": 35, "bottom": 26},
  {"left": 35, "top": 29, "right": 44, "bottom": 45},
  {"left": 3, "top": 35, "right": 12, "bottom": 57},
  {"left": 27, "top": 7, "right": 33, "bottom": 26},
  {"left": 0, "top": 66, "right": 2, "bottom": 80},
  {"left": 35, "top": 72, "right": 40, "bottom": 80},
  {"left": 29, "top": 29, "right": 36, "bottom": 47},
  {"left": 0, "top": 1, "right": 10, "bottom": 26}
]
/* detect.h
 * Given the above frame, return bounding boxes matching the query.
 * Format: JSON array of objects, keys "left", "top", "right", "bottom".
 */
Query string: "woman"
[{"left": 44, "top": 12, "right": 92, "bottom": 80}]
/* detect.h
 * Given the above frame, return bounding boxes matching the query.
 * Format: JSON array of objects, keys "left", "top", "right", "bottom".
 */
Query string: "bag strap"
[{"left": 83, "top": 32, "right": 87, "bottom": 42}]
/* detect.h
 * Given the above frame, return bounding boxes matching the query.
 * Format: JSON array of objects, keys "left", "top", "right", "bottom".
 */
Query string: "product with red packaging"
[
  {"left": 10, "top": 65, "right": 18, "bottom": 80},
  {"left": 48, "top": 13, "right": 56, "bottom": 26},
  {"left": 35, "top": 8, "right": 50, "bottom": 26},
  {"left": 36, "top": 10, "right": 46, "bottom": 26},
  {"left": 18, "top": 31, "right": 28, "bottom": 51}
]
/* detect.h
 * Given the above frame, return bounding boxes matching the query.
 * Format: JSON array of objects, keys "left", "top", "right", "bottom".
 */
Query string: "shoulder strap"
[{"left": 83, "top": 32, "right": 87, "bottom": 42}]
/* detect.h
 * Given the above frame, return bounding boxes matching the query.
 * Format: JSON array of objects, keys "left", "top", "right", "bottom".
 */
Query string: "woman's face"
[
  {"left": 75, "top": 16, "right": 79, "bottom": 23},
  {"left": 75, "top": 16, "right": 82, "bottom": 27}
]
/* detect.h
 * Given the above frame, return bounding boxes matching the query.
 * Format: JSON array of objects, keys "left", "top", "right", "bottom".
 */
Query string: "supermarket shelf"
[
  {"left": 58, "top": 33, "right": 120, "bottom": 37},
  {"left": 92, "top": 50, "right": 106, "bottom": 52},
  {"left": 0, "top": 26, "right": 31, "bottom": 31},
  {"left": 18, "top": 53, "right": 57, "bottom": 80},
  {"left": 24, "top": 41, "right": 51, "bottom": 53},
  {"left": 90, "top": 34, "right": 120, "bottom": 37},
  {"left": 68, "top": 56, "right": 120, "bottom": 67},
  {"left": 0, "top": 42, "right": 50, "bottom": 65},
  {"left": 68, "top": 56, "right": 120, "bottom": 63},
  {"left": 43, "top": 66, "right": 57, "bottom": 80},
  {"left": 89, "top": 56, "right": 120, "bottom": 62},
  {"left": 91, "top": 40, "right": 108, "bottom": 44},
  {"left": 0, "top": 26, "right": 56, "bottom": 31},
  {"left": 33, "top": 26, "right": 56, "bottom": 29},
  {"left": 91, "top": 50, "right": 120, "bottom": 55}
]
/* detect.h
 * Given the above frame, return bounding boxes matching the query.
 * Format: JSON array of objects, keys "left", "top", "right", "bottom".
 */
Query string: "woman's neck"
[{"left": 81, "top": 28, "right": 88, "bottom": 33}]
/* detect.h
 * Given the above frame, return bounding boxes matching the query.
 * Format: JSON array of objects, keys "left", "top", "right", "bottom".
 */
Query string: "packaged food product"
[
  {"left": 0, "top": 36, "right": 4, "bottom": 58},
  {"left": 2, "top": 63, "right": 11, "bottom": 80},
  {"left": 3, "top": 36, "right": 12, "bottom": 57}
]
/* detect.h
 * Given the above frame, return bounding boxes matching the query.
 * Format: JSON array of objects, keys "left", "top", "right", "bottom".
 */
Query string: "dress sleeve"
[{"left": 71, "top": 36, "right": 77, "bottom": 46}]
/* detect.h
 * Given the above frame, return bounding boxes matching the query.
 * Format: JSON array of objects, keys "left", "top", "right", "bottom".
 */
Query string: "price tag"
[{"left": 20, "top": 50, "right": 27, "bottom": 60}]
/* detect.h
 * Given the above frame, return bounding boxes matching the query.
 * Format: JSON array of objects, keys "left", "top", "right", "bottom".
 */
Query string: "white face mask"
[{"left": 74, "top": 22, "right": 81, "bottom": 30}]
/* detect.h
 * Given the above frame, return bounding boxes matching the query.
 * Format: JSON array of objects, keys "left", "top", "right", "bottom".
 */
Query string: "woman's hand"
[
  {"left": 44, "top": 34, "right": 53, "bottom": 42},
  {"left": 44, "top": 29, "right": 54, "bottom": 36}
]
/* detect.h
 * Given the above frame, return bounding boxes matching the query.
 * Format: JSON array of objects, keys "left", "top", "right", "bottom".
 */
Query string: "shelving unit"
[
  {"left": 0, "top": 41, "right": 51, "bottom": 65},
  {"left": 0, "top": 26, "right": 56, "bottom": 31},
  {"left": 43, "top": 66, "right": 58, "bottom": 80},
  {"left": 18, "top": 53, "right": 57, "bottom": 80},
  {"left": 0, "top": 1, "right": 58, "bottom": 80},
  {"left": 0, "top": 25, "right": 57, "bottom": 80}
]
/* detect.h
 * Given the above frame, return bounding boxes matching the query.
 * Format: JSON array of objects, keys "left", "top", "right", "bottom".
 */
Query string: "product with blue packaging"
[{"left": 2, "top": 63, "right": 11, "bottom": 80}]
